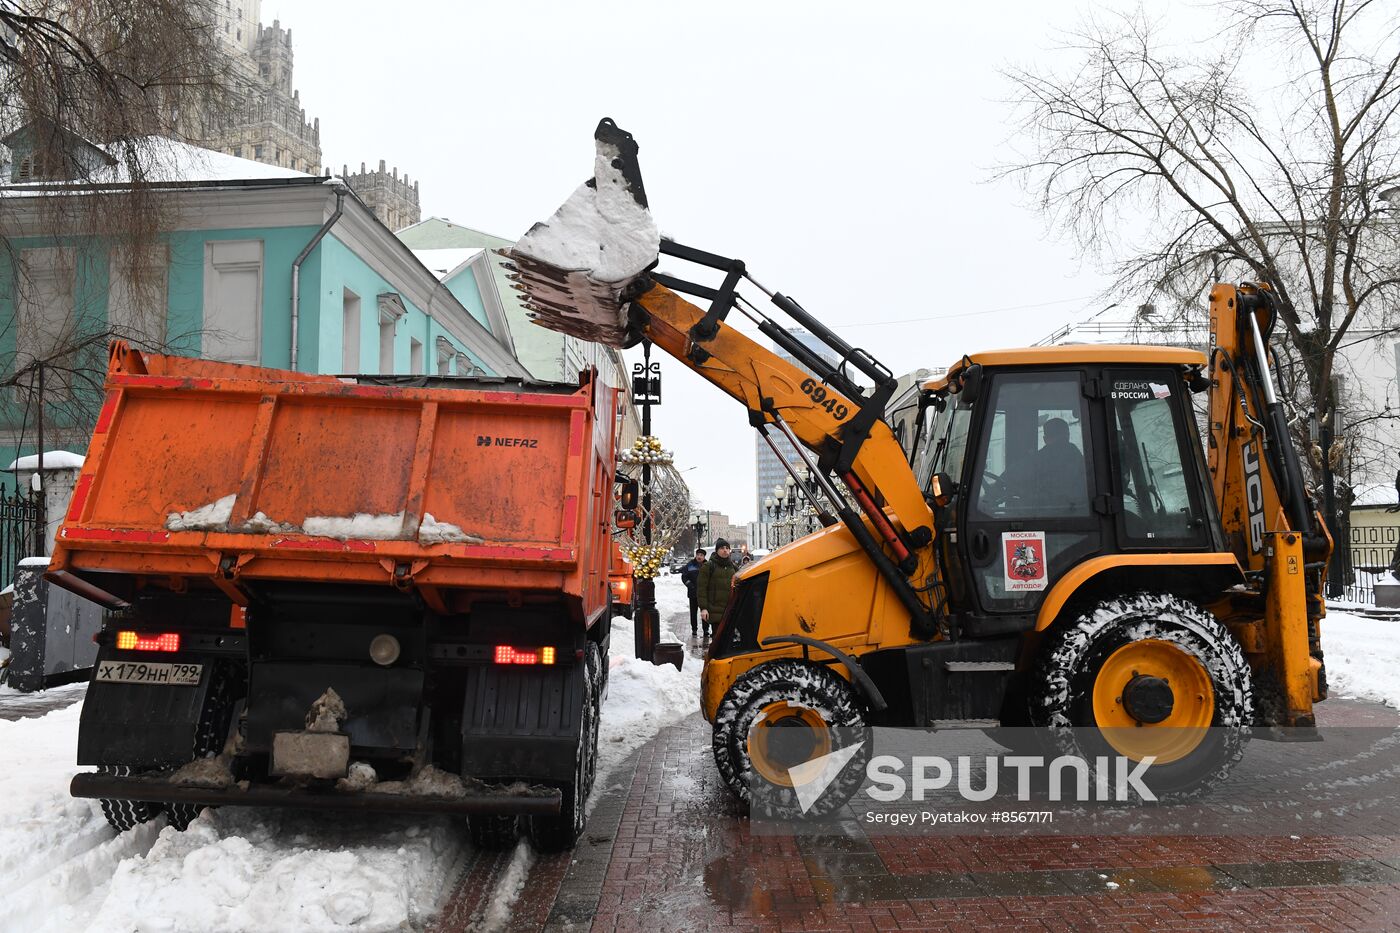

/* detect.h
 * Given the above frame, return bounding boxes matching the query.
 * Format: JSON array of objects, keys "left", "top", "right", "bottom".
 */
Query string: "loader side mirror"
[
  {"left": 618, "top": 479, "right": 639, "bottom": 510},
  {"left": 959, "top": 364, "right": 984, "bottom": 405}
]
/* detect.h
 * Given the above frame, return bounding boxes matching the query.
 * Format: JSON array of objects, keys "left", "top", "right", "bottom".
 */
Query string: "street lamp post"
[
  {"left": 763, "top": 495, "right": 775, "bottom": 549},
  {"left": 631, "top": 342, "right": 662, "bottom": 662}
]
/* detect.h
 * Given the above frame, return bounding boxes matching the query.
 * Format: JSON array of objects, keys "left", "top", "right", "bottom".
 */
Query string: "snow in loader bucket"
[{"left": 502, "top": 117, "right": 660, "bottom": 348}]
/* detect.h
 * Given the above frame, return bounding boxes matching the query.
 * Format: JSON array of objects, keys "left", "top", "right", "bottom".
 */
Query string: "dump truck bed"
[{"left": 49, "top": 343, "right": 617, "bottom": 622}]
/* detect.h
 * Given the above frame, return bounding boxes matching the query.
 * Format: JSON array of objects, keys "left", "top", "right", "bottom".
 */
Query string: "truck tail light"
[
  {"left": 116, "top": 631, "right": 180, "bottom": 652},
  {"left": 495, "top": 645, "right": 556, "bottom": 665}
]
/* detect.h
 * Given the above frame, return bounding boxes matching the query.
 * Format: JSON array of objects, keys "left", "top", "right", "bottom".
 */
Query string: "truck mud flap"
[
  {"left": 69, "top": 772, "right": 562, "bottom": 817},
  {"left": 77, "top": 660, "right": 218, "bottom": 768},
  {"left": 460, "top": 660, "right": 585, "bottom": 785}
]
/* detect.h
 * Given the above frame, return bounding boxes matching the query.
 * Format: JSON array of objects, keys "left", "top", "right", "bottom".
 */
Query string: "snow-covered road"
[{"left": 0, "top": 575, "right": 699, "bottom": 933}]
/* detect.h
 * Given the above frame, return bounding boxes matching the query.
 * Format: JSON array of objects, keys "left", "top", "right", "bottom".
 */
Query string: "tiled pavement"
[{"left": 433, "top": 613, "right": 1400, "bottom": 932}]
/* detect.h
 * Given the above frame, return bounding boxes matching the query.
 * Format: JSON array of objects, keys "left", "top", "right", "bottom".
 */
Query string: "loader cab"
[{"left": 914, "top": 347, "right": 1220, "bottom": 636}]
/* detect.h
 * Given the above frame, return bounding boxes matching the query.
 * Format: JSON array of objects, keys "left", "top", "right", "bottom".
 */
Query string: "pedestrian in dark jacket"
[
  {"left": 681, "top": 548, "right": 706, "bottom": 637},
  {"left": 696, "top": 539, "right": 737, "bottom": 640}
]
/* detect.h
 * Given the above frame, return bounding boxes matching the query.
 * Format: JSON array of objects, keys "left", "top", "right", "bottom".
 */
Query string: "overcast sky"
[{"left": 270, "top": 0, "right": 1192, "bottom": 524}]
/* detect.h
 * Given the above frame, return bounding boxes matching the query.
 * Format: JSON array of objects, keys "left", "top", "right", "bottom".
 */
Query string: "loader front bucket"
[{"left": 502, "top": 118, "right": 660, "bottom": 348}]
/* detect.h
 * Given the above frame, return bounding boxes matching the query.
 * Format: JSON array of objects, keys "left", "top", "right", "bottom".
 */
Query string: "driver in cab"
[{"left": 1034, "top": 417, "right": 1086, "bottom": 512}]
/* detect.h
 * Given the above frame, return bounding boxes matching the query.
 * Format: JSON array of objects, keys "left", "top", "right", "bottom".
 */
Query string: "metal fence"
[
  {"left": 0, "top": 488, "right": 43, "bottom": 592},
  {"left": 1345, "top": 523, "right": 1400, "bottom": 605}
]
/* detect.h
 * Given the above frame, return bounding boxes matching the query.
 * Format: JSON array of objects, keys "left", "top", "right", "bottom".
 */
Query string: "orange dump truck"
[{"left": 56, "top": 343, "right": 617, "bottom": 850}]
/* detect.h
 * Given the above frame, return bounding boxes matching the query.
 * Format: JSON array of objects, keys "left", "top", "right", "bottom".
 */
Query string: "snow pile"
[
  {"left": 306, "top": 687, "right": 347, "bottom": 732},
  {"left": 171, "top": 755, "right": 235, "bottom": 789},
  {"left": 418, "top": 513, "right": 484, "bottom": 546},
  {"left": 88, "top": 809, "right": 463, "bottom": 932},
  {"left": 1323, "top": 608, "right": 1400, "bottom": 708},
  {"left": 337, "top": 762, "right": 378, "bottom": 792},
  {"left": 303, "top": 512, "right": 405, "bottom": 541},
  {"left": 240, "top": 511, "right": 299, "bottom": 534},
  {"left": 594, "top": 576, "right": 702, "bottom": 789},
  {"left": 0, "top": 700, "right": 159, "bottom": 932},
  {"left": 512, "top": 128, "right": 659, "bottom": 284},
  {"left": 5, "top": 450, "right": 85, "bottom": 471},
  {"left": 166, "top": 494, "right": 237, "bottom": 532}
]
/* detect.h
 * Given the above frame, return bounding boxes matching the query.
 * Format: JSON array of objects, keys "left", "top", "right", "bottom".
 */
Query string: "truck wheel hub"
[{"left": 1122, "top": 674, "right": 1174, "bottom": 724}]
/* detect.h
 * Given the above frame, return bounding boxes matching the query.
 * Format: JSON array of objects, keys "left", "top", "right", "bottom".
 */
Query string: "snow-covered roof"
[
  {"left": 397, "top": 217, "right": 512, "bottom": 249},
  {"left": 5, "top": 450, "right": 84, "bottom": 471},
  {"left": 410, "top": 247, "right": 484, "bottom": 281},
  {"left": 2, "top": 136, "right": 314, "bottom": 190},
  {"left": 1353, "top": 482, "right": 1397, "bottom": 508}
]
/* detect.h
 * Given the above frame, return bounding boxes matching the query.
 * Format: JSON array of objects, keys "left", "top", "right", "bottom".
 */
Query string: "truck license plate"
[{"left": 95, "top": 661, "right": 202, "bottom": 686}]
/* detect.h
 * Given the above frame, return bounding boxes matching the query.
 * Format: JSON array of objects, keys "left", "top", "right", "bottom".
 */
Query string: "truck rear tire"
[
  {"left": 526, "top": 645, "right": 600, "bottom": 852},
  {"left": 165, "top": 664, "right": 239, "bottom": 831},
  {"left": 1032, "top": 592, "right": 1252, "bottom": 800},
  {"left": 468, "top": 815, "right": 520, "bottom": 850},
  {"left": 712, "top": 659, "right": 868, "bottom": 819},
  {"left": 98, "top": 766, "right": 159, "bottom": 832}
]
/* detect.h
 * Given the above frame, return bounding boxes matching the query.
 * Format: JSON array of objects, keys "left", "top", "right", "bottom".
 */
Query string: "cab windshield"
[{"left": 915, "top": 394, "right": 972, "bottom": 494}]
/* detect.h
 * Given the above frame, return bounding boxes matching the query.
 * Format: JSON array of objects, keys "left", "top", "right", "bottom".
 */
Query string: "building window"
[
  {"left": 341, "top": 288, "right": 361, "bottom": 372},
  {"left": 377, "top": 293, "right": 405, "bottom": 374},
  {"left": 16, "top": 247, "right": 77, "bottom": 399},
  {"left": 253, "top": 145, "right": 264, "bottom": 160},
  {"left": 410, "top": 338, "right": 424, "bottom": 375},
  {"left": 108, "top": 245, "right": 169, "bottom": 344},
  {"left": 435, "top": 337, "right": 454, "bottom": 376},
  {"left": 455, "top": 352, "right": 473, "bottom": 376},
  {"left": 202, "top": 239, "right": 263, "bottom": 364}
]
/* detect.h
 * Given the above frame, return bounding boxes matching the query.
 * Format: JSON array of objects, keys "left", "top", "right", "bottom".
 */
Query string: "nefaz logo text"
[{"left": 476, "top": 435, "right": 539, "bottom": 448}]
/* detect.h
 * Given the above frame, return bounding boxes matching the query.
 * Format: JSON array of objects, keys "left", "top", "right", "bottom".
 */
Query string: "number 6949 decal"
[{"left": 800, "top": 378, "right": 849, "bottom": 420}]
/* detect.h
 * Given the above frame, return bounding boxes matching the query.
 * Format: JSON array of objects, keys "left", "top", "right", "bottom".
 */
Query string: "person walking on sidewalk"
[
  {"left": 697, "top": 539, "right": 738, "bottom": 641},
  {"left": 682, "top": 548, "right": 706, "bottom": 638}
]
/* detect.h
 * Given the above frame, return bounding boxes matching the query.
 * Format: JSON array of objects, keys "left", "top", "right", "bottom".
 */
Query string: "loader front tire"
[
  {"left": 712, "top": 659, "right": 868, "bottom": 819},
  {"left": 1033, "top": 592, "right": 1251, "bottom": 800}
]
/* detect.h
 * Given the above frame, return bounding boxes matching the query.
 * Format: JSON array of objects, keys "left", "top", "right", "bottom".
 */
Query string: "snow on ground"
[
  {"left": 595, "top": 576, "right": 700, "bottom": 794},
  {"left": 0, "top": 576, "right": 699, "bottom": 933},
  {"left": 1323, "top": 606, "right": 1400, "bottom": 709}
]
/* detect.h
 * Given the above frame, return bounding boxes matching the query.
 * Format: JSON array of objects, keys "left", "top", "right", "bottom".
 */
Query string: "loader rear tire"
[
  {"left": 712, "top": 659, "right": 868, "bottom": 819},
  {"left": 1032, "top": 592, "right": 1251, "bottom": 800}
]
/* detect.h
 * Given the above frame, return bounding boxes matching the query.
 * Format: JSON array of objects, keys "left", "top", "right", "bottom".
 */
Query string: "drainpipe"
[{"left": 290, "top": 187, "right": 346, "bottom": 371}]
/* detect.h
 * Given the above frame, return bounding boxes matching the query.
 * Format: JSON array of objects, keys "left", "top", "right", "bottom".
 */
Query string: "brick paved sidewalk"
[{"left": 433, "top": 612, "right": 1400, "bottom": 932}]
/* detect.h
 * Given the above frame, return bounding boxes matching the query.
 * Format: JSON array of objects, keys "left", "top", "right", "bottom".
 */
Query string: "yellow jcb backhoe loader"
[{"left": 505, "top": 119, "right": 1331, "bottom": 814}]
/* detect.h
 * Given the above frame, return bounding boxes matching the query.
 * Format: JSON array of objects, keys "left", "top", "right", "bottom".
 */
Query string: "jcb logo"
[{"left": 1242, "top": 441, "right": 1266, "bottom": 553}]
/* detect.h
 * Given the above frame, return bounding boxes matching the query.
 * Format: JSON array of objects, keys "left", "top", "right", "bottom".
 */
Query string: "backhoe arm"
[{"left": 1206, "top": 282, "right": 1329, "bottom": 727}]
